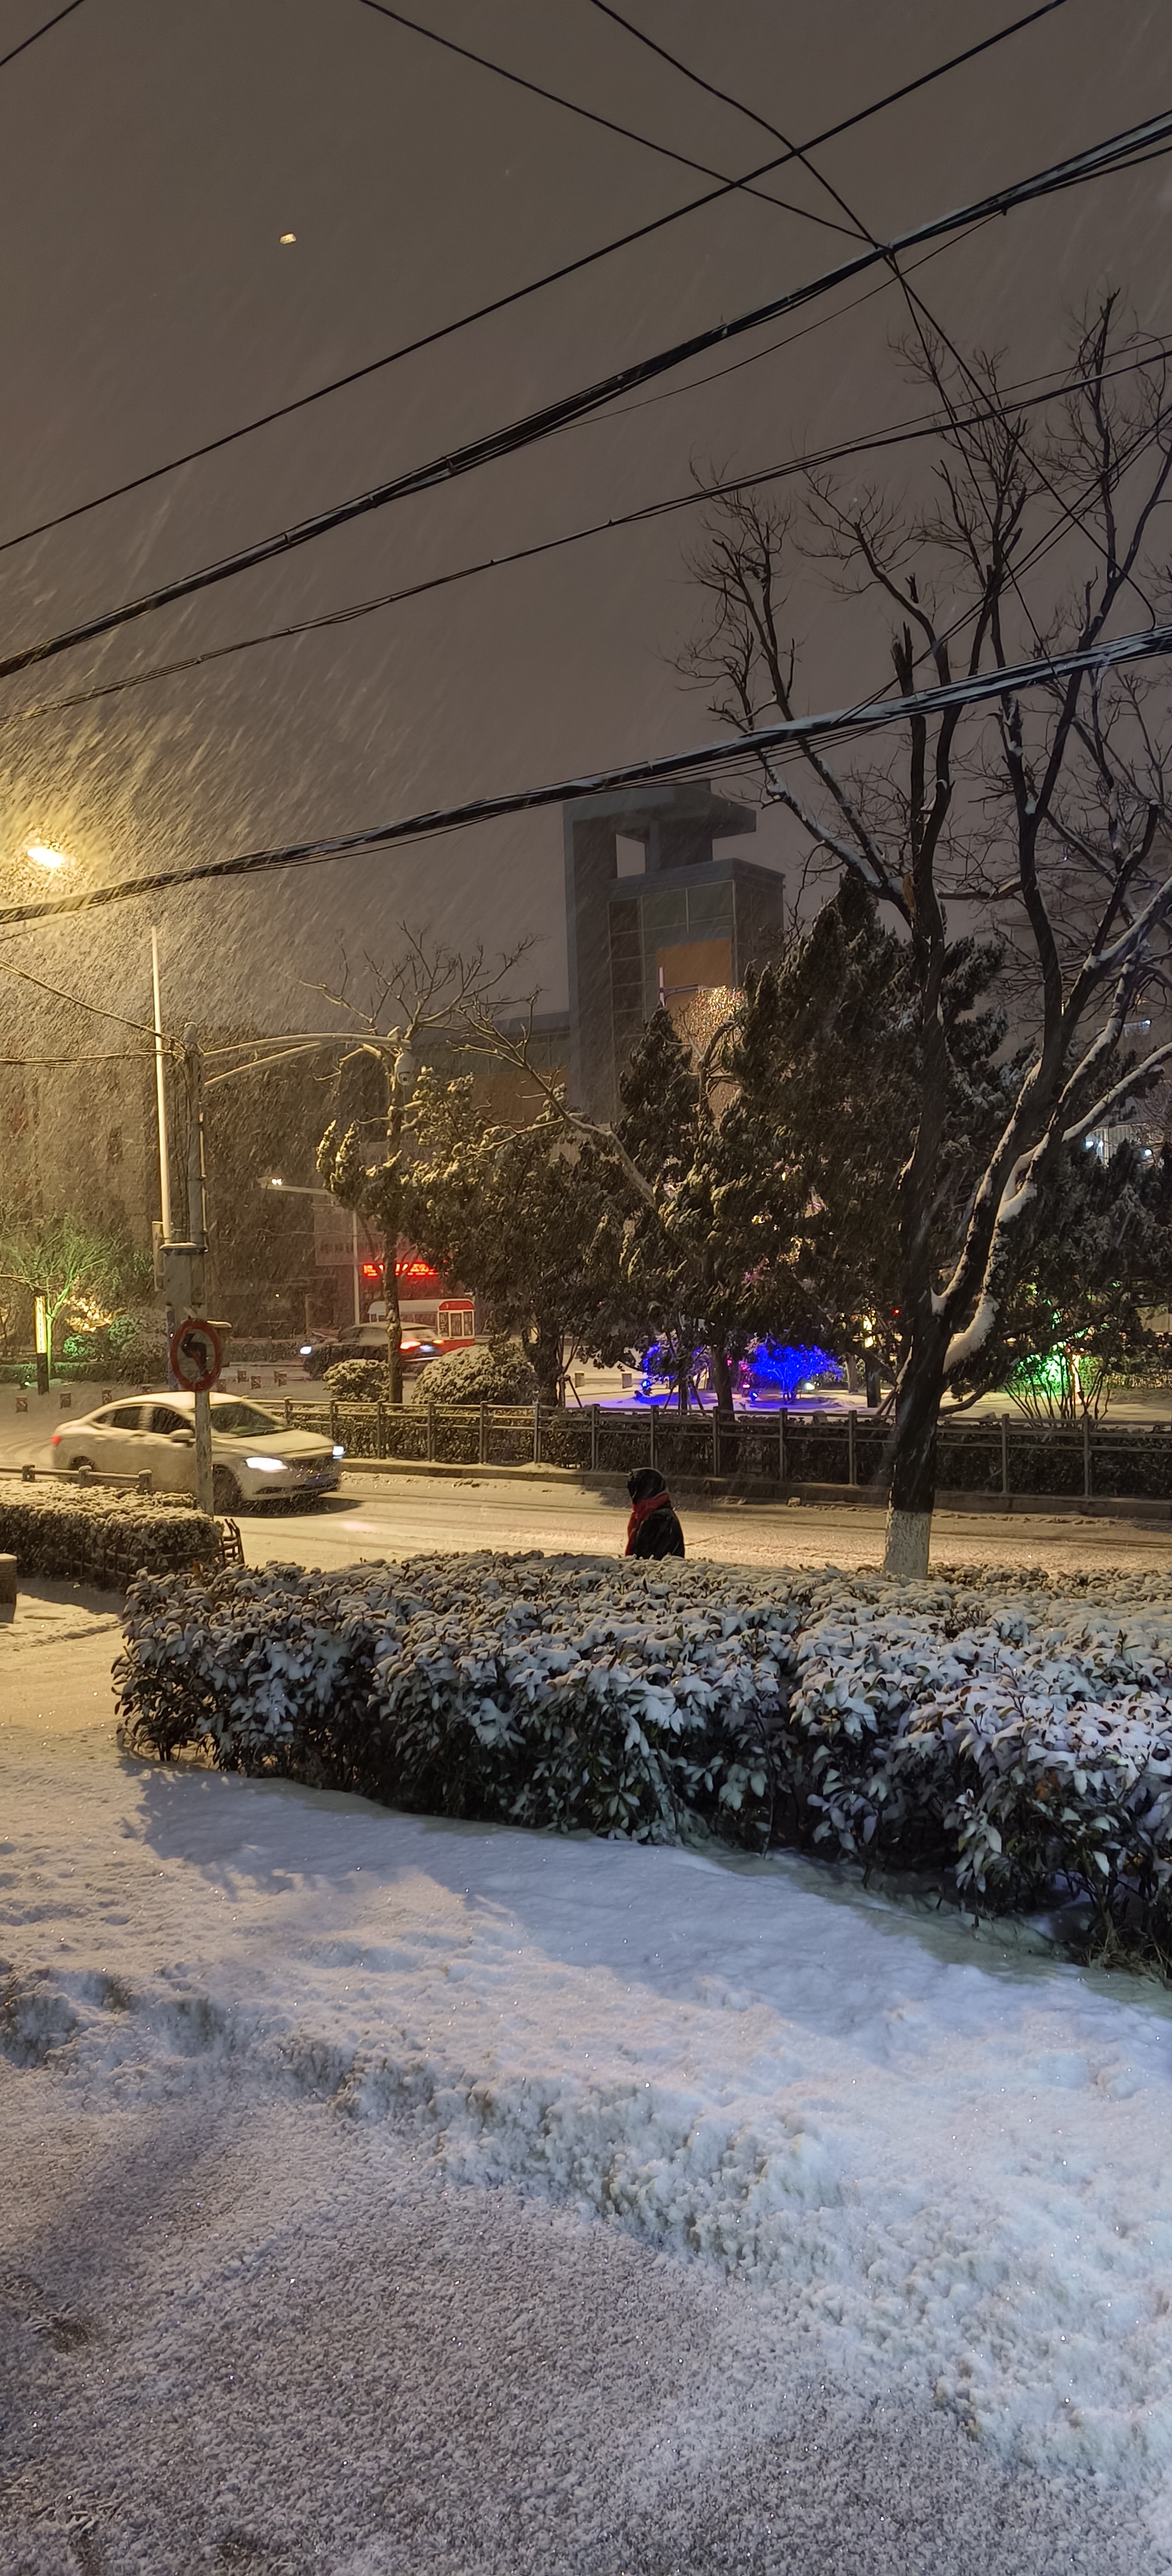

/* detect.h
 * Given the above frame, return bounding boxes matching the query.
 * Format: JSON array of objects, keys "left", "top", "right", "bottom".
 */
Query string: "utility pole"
[
  {"left": 151, "top": 928, "right": 172, "bottom": 1239},
  {"left": 182, "top": 1026, "right": 214, "bottom": 1517},
  {"left": 151, "top": 929, "right": 182, "bottom": 1388}
]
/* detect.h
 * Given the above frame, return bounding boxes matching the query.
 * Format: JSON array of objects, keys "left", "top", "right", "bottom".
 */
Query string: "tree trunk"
[
  {"left": 882, "top": 1323, "right": 946, "bottom": 1577},
  {"left": 385, "top": 1266, "right": 403, "bottom": 1408},
  {"left": 533, "top": 1328, "right": 563, "bottom": 1407},
  {"left": 709, "top": 1342, "right": 738, "bottom": 1427},
  {"left": 384, "top": 1072, "right": 404, "bottom": 1406}
]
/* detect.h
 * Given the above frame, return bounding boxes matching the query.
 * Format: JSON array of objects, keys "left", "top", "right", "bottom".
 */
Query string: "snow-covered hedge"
[
  {"left": 408, "top": 1342, "right": 538, "bottom": 1406},
  {"left": 114, "top": 1551, "right": 1172, "bottom": 1960},
  {"left": 323, "top": 1358, "right": 391, "bottom": 1401},
  {"left": 1, "top": 1485, "right": 220, "bottom": 1589},
  {"left": 114, "top": 1554, "right": 780, "bottom": 1831}
]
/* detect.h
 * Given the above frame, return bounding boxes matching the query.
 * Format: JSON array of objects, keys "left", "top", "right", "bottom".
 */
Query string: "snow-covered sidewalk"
[{"left": 4, "top": 1697, "right": 1172, "bottom": 2567}]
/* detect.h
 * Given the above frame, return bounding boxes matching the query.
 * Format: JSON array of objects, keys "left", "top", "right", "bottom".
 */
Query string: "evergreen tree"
[
  {"left": 952, "top": 1140, "right": 1172, "bottom": 1417},
  {"left": 403, "top": 1073, "right": 620, "bottom": 1404}
]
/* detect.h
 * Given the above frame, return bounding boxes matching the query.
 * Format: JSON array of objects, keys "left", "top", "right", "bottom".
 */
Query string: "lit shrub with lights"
[{"left": 746, "top": 1342, "right": 846, "bottom": 1398}]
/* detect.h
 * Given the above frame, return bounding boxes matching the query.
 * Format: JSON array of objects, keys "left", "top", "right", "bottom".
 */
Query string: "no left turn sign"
[{"left": 169, "top": 1318, "right": 223, "bottom": 1394}]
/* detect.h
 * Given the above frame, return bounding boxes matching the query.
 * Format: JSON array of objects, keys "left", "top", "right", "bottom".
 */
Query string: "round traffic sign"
[{"left": 169, "top": 1318, "right": 222, "bottom": 1394}]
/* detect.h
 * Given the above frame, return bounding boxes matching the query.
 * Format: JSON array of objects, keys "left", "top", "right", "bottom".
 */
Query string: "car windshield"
[{"left": 210, "top": 1402, "right": 279, "bottom": 1436}]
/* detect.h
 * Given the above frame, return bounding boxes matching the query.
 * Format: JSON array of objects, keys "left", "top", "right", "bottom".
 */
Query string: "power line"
[
  {"left": 16, "top": 337, "right": 1171, "bottom": 725},
  {"left": 0, "top": 951, "right": 172, "bottom": 1039},
  {"left": 356, "top": 0, "right": 856, "bottom": 236},
  {"left": 0, "top": 1050, "right": 154, "bottom": 1065},
  {"left": 545, "top": 223, "right": 995, "bottom": 436},
  {"left": 586, "top": 0, "right": 853, "bottom": 155},
  {"left": 3, "top": 618, "right": 1171, "bottom": 930},
  {"left": 0, "top": 0, "right": 88, "bottom": 77},
  {"left": 1, "top": 106, "right": 1166, "bottom": 691},
  {"left": 584, "top": 0, "right": 1103, "bottom": 640},
  {"left": 0, "top": 0, "right": 1073, "bottom": 562}
]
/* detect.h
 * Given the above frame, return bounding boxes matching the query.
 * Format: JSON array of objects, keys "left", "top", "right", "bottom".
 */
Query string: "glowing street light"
[{"left": 25, "top": 841, "right": 71, "bottom": 870}]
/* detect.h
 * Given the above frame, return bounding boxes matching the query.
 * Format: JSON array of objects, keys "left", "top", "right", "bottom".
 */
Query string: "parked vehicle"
[
  {"left": 299, "top": 1323, "right": 443, "bottom": 1379},
  {"left": 49, "top": 1392, "right": 345, "bottom": 1512}
]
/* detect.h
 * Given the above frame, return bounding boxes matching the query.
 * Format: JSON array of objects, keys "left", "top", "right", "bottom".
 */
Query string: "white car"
[{"left": 48, "top": 1391, "right": 345, "bottom": 1513}]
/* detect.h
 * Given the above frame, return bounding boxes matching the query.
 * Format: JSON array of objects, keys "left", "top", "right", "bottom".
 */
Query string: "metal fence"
[{"left": 282, "top": 1398, "right": 1172, "bottom": 1504}]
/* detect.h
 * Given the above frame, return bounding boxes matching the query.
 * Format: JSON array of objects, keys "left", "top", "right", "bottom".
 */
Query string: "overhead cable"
[
  {"left": 16, "top": 336, "right": 1172, "bottom": 724},
  {"left": 0, "top": 0, "right": 1075, "bottom": 560},
  {"left": 0, "top": 0, "right": 88, "bottom": 76},
  {"left": 1, "top": 105, "right": 1168, "bottom": 689},
  {"left": 3, "top": 618, "right": 1171, "bottom": 929},
  {"left": 356, "top": 0, "right": 856, "bottom": 235}
]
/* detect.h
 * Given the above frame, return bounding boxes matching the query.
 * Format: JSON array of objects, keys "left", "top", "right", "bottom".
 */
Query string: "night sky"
[{"left": 0, "top": 0, "right": 1169, "bottom": 1035}]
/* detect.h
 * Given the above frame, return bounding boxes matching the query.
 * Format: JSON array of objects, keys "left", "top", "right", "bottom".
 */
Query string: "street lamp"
[{"left": 24, "top": 842, "right": 72, "bottom": 870}]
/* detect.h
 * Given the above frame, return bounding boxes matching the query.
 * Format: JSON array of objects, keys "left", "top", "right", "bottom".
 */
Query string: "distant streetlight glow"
[
  {"left": 279, "top": 233, "right": 296, "bottom": 245},
  {"left": 25, "top": 841, "right": 70, "bottom": 870}
]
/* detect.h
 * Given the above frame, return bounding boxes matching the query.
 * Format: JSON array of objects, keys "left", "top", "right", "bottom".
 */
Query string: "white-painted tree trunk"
[{"left": 882, "top": 1507, "right": 932, "bottom": 1579}]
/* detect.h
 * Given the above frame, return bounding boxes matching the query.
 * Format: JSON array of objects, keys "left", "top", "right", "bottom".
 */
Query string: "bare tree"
[
  {"left": 681, "top": 298, "right": 1172, "bottom": 1572},
  {"left": 313, "top": 930, "right": 531, "bottom": 1402}
]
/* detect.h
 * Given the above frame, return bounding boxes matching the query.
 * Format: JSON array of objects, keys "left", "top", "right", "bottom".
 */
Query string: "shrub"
[
  {"left": 410, "top": 1340, "right": 537, "bottom": 1407},
  {"left": 116, "top": 1553, "right": 788, "bottom": 1836},
  {"left": 323, "top": 1358, "right": 392, "bottom": 1401},
  {"left": 114, "top": 1551, "right": 1172, "bottom": 1963},
  {"left": 1, "top": 1487, "right": 219, "bottom": 1589}
]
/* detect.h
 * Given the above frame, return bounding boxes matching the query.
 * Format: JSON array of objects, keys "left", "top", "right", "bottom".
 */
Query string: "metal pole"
[
  {"left": 848, "top": 1407, "right": 857, "bottom": 1487},
  {"left": 590, "top": 1401, "right": 599, "bottom": 1471},
  {"left": 351, "top": 1207, "right": 361, "bottom": 1326},
  {"left": 33, "top": 1289, "right": 50, "bottom": 1398},
  {"left": 533, "top": 1397, "right": 541, "bottom": 1465},
  {"left": 150, "top": 928, "right": 172, "bottom": 1240},
  {"left": 778, "top": 1405, "right": 787, "bottom": 1486},
  {"left": 1000, "top": 1413, "right": 1009, "bottom": 1497},
  {"left": 649, "top": 1404, "right": 656, "bottom": 1473},
  {"left": 479, "top": 1398, "right": 489, "bottom": 1467},
  {"left": 183, "top": 1029, "right": 214, "bottom": 1518},
  {"left": 1083, "top": 1411, "right": 1092, "bottom": 1502}
]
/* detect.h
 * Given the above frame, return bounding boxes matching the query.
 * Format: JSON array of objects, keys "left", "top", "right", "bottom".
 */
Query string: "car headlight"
[
  {"left": 245, "top": 1455, "right": 287, "bottom": 1472},
  {"left": 332, "top": 1445, "right": 345, "bottom": 1459}
]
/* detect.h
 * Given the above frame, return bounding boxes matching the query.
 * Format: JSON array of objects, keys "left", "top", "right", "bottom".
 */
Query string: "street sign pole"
[{"left": 184, "top": 1029, "right": 214, "bottom": 1517}]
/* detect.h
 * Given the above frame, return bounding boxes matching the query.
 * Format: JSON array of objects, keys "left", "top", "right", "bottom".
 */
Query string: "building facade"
[{"left": 563, "top": 780, "right": 785, "bottom": 1116}]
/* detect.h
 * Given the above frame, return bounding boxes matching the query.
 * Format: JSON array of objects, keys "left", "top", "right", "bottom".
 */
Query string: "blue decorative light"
[{"left": 748, "top": 1341, "right": 844, "bottom": 1397}]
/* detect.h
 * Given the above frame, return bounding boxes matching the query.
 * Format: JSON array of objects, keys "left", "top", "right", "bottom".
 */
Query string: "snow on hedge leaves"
[
  {"left": 0, "top": 1485, "right": 217, "bottom": 1587},
  {"left": 116, "top": 1551, "right": 1172, "bottom": 1948},
  {"left": 116, "top": 1553, "right": 789, "bottom": 1840}
]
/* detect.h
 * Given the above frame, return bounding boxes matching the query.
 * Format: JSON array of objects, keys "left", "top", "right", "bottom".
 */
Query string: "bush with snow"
[
  {"left": 323, "top": 1358, "right": 392, "bottom": 1401},
  {"left": 1, "top": 1485, "right": 219, "bottom": 1589},
  {"left": 408, "top": 1341, "right": 538, "bottom": 1407},
  {"left": 116, "top": 1553, "right": 783, "bottom": 1838},
  {"left": 114, "top": 1550, "right": 1172, "bottom": 1960}
]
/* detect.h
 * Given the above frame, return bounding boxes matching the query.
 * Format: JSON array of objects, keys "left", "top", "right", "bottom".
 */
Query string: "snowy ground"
[
  {"left": 270, "top": 1469, "right": 1172, "bottom": 1583},
  {"left": 4, "top": 1575, "right": 1172, "bottom": 2570}
]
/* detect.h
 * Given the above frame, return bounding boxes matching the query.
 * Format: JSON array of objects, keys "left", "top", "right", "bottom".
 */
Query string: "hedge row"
[
  {"left": 114, "top": 1550, "right": 1172, "bottom": 1963},
  {"left": 0, "top": 1487, "right": 221, "bottom": 1588}
]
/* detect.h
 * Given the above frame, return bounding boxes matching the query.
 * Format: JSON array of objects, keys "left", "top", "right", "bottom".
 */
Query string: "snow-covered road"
[{"left": 4, "top": 1582, "right": 1172, "bottom": 2571}]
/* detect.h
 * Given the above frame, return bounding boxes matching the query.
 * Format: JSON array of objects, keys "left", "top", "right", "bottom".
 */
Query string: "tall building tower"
[{"left": 563, "top": 780, "right": 783, "bottom": 1116}]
